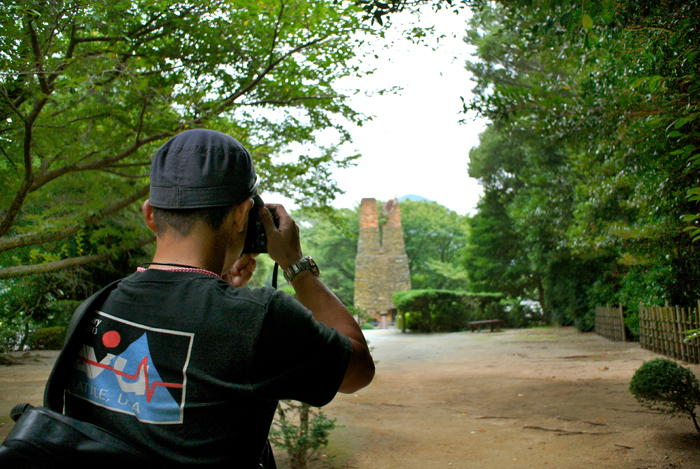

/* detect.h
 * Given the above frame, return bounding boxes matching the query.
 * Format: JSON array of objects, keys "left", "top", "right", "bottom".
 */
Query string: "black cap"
[{"left": 149, "top": 129, "right": 259, "bottom": 209}]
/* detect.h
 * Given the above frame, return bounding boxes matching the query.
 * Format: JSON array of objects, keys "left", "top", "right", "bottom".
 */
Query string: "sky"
[
  {"left": 331, "top": 7, "right": 487, "bottom": 216},
  {"left": 276, "top": 6, "right": 488, "bottom": 216}
]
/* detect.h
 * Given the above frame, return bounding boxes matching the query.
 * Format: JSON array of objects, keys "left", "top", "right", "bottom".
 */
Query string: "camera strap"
[{"left": 271, "top": 263, "right": 279, "bottom": 289}]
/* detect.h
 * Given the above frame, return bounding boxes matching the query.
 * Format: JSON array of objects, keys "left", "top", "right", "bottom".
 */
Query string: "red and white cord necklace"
[{"left": 138, "top": 262, "right": 222, "bottom": 279}]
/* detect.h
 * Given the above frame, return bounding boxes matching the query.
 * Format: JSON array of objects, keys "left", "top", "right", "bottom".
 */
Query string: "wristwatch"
[{"left": 283, "top": 256, "right": 320, "bottom": 283}]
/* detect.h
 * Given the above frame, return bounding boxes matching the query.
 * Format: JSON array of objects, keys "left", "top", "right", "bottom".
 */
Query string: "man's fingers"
[
  {"left": 224, "top": 255, "right": 258, "bottom": 288},
  {"left": 265, "top": 203, "right": 288, "bottom": 217},
  {"left": 258, "top": 206, "right": 278, "bottom": 233},
  {"left": 263, "top": 203, "right": 295, "bottom": 230},
  {"left": 256, "top": 203, "right": 302, "bottom": 269},
  {"left": 242, "top": 257, "right": 257, "bottom": 274},
  {"left": 235, "top": 254, "right": 257, "bottom": 273}
]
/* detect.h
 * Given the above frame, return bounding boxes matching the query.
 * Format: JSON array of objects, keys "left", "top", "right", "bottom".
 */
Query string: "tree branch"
[
  {"left": 73, "top": 36, "right": 121, "bottom": 43},
  {"left": 0, "top": 94, "right": 49, "bottom": 238},
  {"left": 28, "top": 132, "right": 169, "bottom": 190},
  {"left": 135, "top": 98, "right": 148, "bottom": 143},
  {"left": 101, "top": 169, "right": 149, "bottom": 178},
  {"left": 0, "top": 179, "right": 33, "bottom": 239},
  {"left": 0, "top": 235, "right": 155, "bottom": 280},
  {"left": 0, "top": 85, "right": 27, "bottom": 124},
  {"left": 242, "top": 95, "right": 339, "bottom": 106},
  {"left": 210, "top": 35, "right": 329, "bottom": 118},
  {"left": 0, "top": 184, "right": 150, "bottom": 253},
  {"left": 27, "top": 18, "right": 50, "bottom": 95},
  {"left": 109, "top": 162, "right": 151, "bottom": 168}
]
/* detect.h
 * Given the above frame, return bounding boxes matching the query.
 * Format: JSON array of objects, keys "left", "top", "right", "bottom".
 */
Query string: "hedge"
[
  {"left": 26, "top": 326, "right": 66, "bottom": 350},
  {"left": 393, "top": 289, "right": 503, "bottom": 333}
]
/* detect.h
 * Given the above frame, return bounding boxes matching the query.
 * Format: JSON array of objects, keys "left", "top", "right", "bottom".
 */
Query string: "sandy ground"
[{"left": 2, "top": 327, "right": 700, "bottom": 468}]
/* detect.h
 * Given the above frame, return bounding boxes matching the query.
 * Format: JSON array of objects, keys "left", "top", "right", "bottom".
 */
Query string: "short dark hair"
[{"left": 152, "top": 206, "right": 235, "bottom": 237}]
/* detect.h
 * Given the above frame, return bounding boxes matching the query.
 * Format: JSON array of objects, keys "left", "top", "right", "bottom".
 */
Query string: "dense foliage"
[
  {"left": 0, "top": 0, "right": 382, "bottom": 349},
  {"left": 393, "top": 289, "right": 502, "bottom": 332},
  {"left": 8, "top": 0, "right": 698, "bottom": 345},
  {"left": 0, "top": 0, "right": 375, "bottom": 280},
  {"left": 399, "top": 200, "right": 468, "bottom": 290},
  {"left": 462, "top": 0, "right": 700, "bottom": 333},
  {"left": 0, "top": 251, "right": 146, "bottom": 352},
  {"left": 294, "top": 208, "right": 360, "bottom": 307},
  {"left": 629, "top": 358, "right": 700, "bottom": 434}
]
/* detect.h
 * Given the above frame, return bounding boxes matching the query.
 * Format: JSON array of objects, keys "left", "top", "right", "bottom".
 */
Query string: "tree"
[
  {"left": 0, "top": 245, "right": 151, "bottom": 352},
  {"left": 354, "top": 0, "right": 468, "bottom": 25},
  {"left": 0, "top": 0, "right": 376, "bottom": 280},
  {"left": 462, "top": 0, "right": 700, "bottom": 331},
  {"left": 294, "top": 207, "right": 359, "bottom": 307},
  {"left": 399, "top": 199, "right": 468, "bottom": 290},
  {"left": 269, "top": 400, "right": 338, "bottom": 469},
  {"left": 463, "top": 191, "right": 529, "bottom": 294}
]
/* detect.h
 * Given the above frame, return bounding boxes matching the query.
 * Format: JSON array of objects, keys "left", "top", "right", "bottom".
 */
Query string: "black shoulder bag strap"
[{"left": 43, "top": 279, "right": 122, "bottom": 411}]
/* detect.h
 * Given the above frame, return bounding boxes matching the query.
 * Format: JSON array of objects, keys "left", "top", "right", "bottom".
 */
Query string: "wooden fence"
[
  {"left": 639, "top": 303, "right": 700, "bottom": 364},
  {"left": 595, "top": 305, "right": 626, "bottom": 342}
]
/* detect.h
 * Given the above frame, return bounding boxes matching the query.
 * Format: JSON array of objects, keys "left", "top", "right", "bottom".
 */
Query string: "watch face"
[{"left": 308, "top": 258, "right": 319, "bottom": 274}]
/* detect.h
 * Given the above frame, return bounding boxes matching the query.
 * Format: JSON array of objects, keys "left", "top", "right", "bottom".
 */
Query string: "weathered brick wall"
[{"left": 354, "top": 198, "right": 411, "bottom": 321}]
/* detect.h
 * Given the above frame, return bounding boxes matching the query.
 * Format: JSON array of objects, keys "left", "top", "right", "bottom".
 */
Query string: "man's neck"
[{"left": 150, "top": 229, "right": 226, "bottom": 276}]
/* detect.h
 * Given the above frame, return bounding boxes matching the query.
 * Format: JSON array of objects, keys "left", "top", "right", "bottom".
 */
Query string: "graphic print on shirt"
[{"left": 68, "top": 311, "right": 194, "bottom": 424}]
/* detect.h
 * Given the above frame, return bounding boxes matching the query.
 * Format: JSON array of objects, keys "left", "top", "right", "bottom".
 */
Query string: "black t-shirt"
[{"left": 65, "top": 269, "right": 353, "bottom": 468}]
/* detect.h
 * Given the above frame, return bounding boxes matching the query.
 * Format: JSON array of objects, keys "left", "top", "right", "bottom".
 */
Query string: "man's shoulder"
[
  {"left": 221, "top": 284, "right": 279, "bottom": 308},
  {"left": 113, "top": 271, "right": 277, "bottom": 311}
]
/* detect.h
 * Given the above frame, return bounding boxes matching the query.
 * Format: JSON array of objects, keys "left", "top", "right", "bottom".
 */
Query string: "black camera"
[{"left": 242, "top": 195, "right": 279, "bottom": 254}]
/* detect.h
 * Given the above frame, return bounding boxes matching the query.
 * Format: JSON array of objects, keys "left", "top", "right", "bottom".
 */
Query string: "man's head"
[{"left": 147, "top": 129, "right": 259, "bottom": 238}]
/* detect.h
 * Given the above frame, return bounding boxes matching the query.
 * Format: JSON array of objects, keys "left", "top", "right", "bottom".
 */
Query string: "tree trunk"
[
  {"left": 535, "top": 275, "right": 547, "bottom": 323},
  {"left": 290, "top": 403, "right": 310, "bottom": 469}
]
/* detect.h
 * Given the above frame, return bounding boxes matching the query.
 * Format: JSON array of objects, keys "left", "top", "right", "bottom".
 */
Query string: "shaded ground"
[{"left": 2, "top": 328, "right": 700, "bottom": 468}]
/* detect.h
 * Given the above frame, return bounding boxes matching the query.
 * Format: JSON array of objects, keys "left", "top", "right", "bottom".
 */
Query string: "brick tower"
[{"left": 354, "top": 198, "right": 411, "bottom": 328}]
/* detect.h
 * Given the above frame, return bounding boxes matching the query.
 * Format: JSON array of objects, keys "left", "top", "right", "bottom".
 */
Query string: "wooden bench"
[{"left": 466, "top": 319, "right": 503, "bottom": 332}]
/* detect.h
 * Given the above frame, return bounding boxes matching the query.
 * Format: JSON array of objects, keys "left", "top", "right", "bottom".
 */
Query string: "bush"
[
  {"left": 269, "top": 401, "right": 338, "bottom": 469},
  {"left": 629, "top": 358, "right": 700, "bottom": 433},
  {"left": 26, "top": 326, "right": 66, "bottom": 350},
  {"left": 501, "top": 299, "right": 545, "bottom": 329},
  {"left": 393, "top": 289, "right": 503, "bottom": 333}
]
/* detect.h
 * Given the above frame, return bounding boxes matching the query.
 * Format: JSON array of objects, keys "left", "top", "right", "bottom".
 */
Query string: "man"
[{"left": 65, "top": 129, "right": 375, "bottom": 468}]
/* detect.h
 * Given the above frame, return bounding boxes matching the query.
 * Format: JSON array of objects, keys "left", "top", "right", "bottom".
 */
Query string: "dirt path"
[
  {"left": 2, "top": 328, "right": 700, "bottom": 468},
  {"left": 296, "top": 328, "right": 700, "bottom": 469}
]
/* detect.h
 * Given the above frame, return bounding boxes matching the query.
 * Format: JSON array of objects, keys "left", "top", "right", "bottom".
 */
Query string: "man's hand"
[
  {"left": 259, "top": 204, "right": 303, "bottom": 270},
  {"left": 223, "top": 254, "right": 258, "bottom": 287}
]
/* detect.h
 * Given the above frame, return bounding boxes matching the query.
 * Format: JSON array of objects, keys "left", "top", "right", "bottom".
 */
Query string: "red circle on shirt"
[{"left": 102, "top": 331, "right": 121, "bottom": 348}]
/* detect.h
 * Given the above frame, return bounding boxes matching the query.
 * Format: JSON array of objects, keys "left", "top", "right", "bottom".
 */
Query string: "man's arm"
[
  {"left": 260, "top": 204, "right": 375, "bottom": 393},
  {"left": 289, "top": 271, "right": 375, "bottom": 393}
]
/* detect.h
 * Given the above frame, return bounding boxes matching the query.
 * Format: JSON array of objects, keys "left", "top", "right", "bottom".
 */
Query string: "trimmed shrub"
[
  {"left": 393, "top": 289, "right": 503, "bottom": 333},
  {"left": 629, "top": 358, "right": 700, "bottom": 433},
  {"left": 26, "top": 326, "right": 66, "bottom": 350}
]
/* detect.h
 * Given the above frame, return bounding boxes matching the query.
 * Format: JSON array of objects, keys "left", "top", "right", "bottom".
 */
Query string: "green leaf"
[
  {"left": 0, "top": 0, "right": 384, "bottom": 280},
  {"left": 675, "top": 115, "right": 698, "bottom": 129},
  {"left": 581, "top": 14, "right": 593, "bottom": 30}
]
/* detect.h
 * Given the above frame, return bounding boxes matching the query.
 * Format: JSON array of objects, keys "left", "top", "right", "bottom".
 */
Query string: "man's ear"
[
  {"left": 231, "top": 199, "right": 254, "bottom": 233},
  {"left": 142, "top": 199, "right": 157, "bottom": 234}
]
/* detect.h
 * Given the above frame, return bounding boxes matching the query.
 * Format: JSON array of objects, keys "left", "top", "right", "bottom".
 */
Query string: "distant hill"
[{"left": 397, "top": 194, "right": 433, "bottom": 203}]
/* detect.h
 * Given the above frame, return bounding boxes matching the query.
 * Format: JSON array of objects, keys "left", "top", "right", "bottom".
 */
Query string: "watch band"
[{"left": 283, "top": 256, "right": 319, "bottom": 283}]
